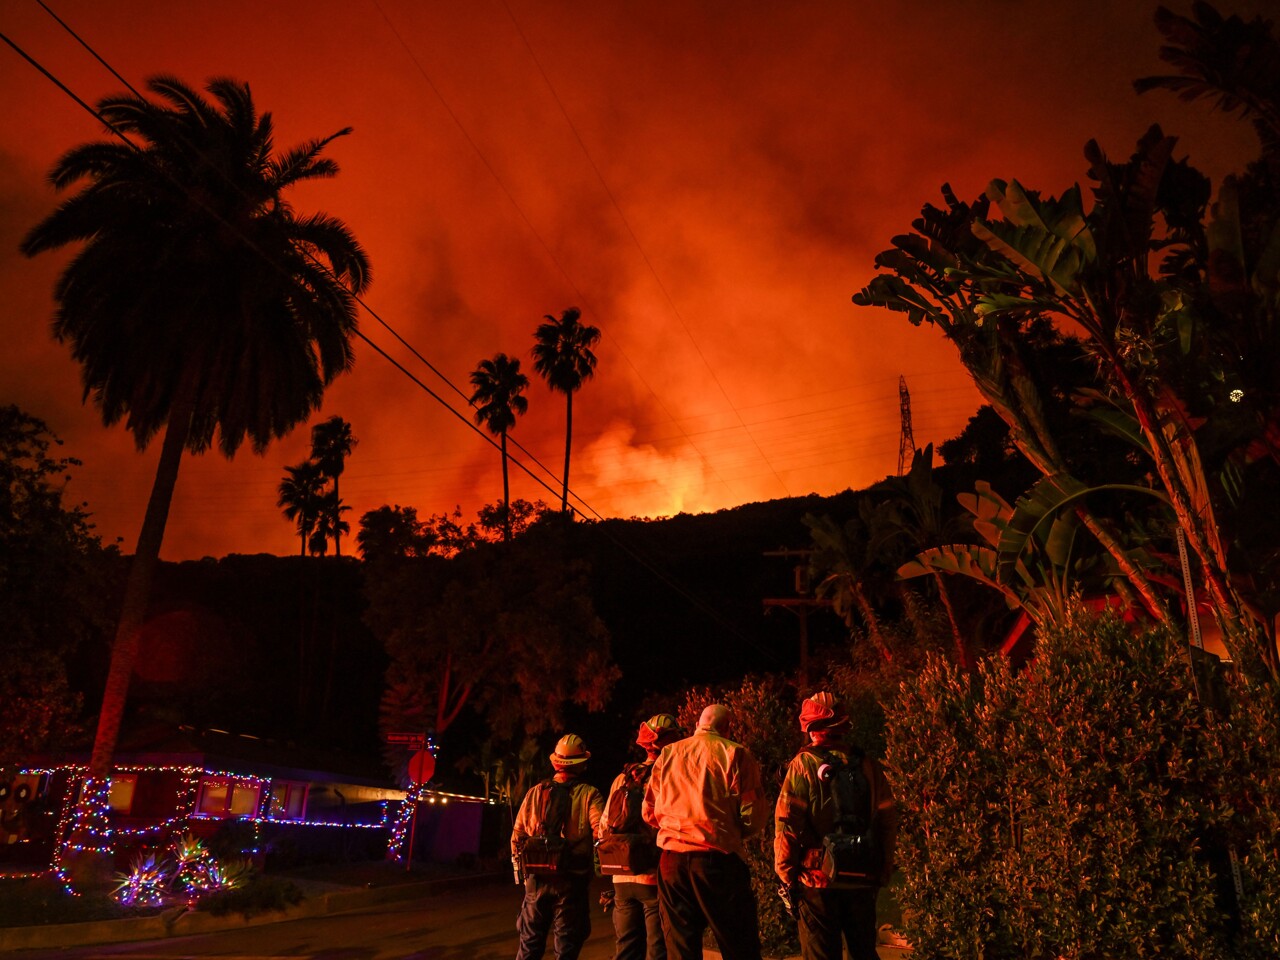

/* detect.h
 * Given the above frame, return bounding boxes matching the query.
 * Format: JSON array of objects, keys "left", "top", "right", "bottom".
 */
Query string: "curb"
[{"left": 0, "top": 871, "right": 503, "bottom": 953}]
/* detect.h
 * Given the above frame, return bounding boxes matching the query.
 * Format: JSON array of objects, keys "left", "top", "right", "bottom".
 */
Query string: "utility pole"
[
  {"left": 763, "top": 548, "right": 830, "bottom": 690},
  {"left": 897, "top": 374, "right": 915, "bottom": 476}
]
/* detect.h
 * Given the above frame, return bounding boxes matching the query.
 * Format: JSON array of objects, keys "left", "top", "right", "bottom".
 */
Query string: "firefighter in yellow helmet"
[
  {"left": 511, "top": 733, "right": 604, "bottom": 960},
  {"left": 774, "top": 692, "right": 896, "bottom": 960}
]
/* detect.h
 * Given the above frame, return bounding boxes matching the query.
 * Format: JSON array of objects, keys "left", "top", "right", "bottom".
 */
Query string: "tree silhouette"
[
  {"left": 20, "top": 75, "right": 369, "bottom": 869},
  {"left": 308, "top": 490, "right": 350, "bottom": 556},
  {"left": 532, "top": 307, "right": 600, "bottom": 513},
  {"left": 357, "top": 504, "right": 434, "bottom": 561},
  {"left": 309, "top": 415, "right": 356, "bottom": 557},
  {"left": 469, "top": 353, "right": 529, "bottom": 542},
  {"left": 277, "top": 460, "right": 327, "bottom": 557}
]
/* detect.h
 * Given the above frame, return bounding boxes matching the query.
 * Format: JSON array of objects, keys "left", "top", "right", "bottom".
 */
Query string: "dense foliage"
[
  {"left": 853, "top": 3, "right": 1280, "bottom": 675},
  {"left": 885, "top": 610, "right": 1278, "bottom": 958},
  {"left": 0, "top": 406, "right": 113, "bottom": 765}
]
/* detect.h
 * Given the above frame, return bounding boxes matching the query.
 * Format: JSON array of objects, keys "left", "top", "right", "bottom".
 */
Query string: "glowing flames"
[{"left": 579, "top": 421, "right": 721, "bottom": 519}]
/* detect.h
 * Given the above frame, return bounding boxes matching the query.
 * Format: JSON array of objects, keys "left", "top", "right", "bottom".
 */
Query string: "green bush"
[
  {"left": 885, "top": 611, "right": 1279, "bottom": 959},
  {"left": 1206, "top": 671, "right": 1280, "bottom": 954},
  {"left": 194, "top": 873, "right": 303, "bottom": 918}
]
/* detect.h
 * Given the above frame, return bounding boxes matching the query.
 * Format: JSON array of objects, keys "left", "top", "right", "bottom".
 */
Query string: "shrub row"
[{"left": 884, "top": 612, "right": 1280, "bottom": 959}]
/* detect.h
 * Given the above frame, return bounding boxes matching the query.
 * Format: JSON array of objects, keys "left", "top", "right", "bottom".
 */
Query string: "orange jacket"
[
  {"left": 511, "top": 773, "right": 604, "bottom": 874},
  {"left": 773, "top": 744, "right": 896, "bottom": 887},
  {"left": 642, "top": 728, "right": 764, "bottom": 860}
]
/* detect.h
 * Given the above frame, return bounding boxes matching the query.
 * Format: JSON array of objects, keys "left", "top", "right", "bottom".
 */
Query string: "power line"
[
  {"left": 500, "top": 0, "right": 795, "bottom": 499},
  {"left": 368, "top": 0, "right": 744, "bottom": 503},
  {"left": 8, "top": 8, "right": 778, "bottom": 659}
]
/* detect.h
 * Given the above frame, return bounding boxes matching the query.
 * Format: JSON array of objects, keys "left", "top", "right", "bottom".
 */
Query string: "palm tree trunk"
[
  {"left": 333, "top": 476, "right": 342, "bottom": 557},
  {"left": 500, "top": 431, "right": 511, "bottom": 542},
  {"left": 69, "top": 394, "right": 192, "bottom": 880},
  {"left": 561, "top": 391, "right": 573, "bottom": 513}
]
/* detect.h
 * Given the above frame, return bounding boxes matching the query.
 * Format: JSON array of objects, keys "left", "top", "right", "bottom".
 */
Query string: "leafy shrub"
[
  {"left": 1205, "top": 671, "right": 1280, "bottom": 955},
  {"left": 885, "top": 610, "right": 1279, "bottom": 959},
  {"left": 195, "top": 873, "right": 303, "bottom": 917}
]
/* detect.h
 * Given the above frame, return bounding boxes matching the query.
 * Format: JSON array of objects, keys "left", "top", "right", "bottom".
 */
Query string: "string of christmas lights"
[{"left": 20, "top": 760, "right": 486, "bottom": 888}]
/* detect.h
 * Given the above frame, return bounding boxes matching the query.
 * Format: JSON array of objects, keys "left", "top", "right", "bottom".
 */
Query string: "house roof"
[{"left": 50, "top": 724, "right": 398, "bottom": 790}]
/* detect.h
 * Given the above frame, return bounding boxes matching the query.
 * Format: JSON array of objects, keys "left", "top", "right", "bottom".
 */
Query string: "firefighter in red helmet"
[{"left": 774, "top": 692, "right": 897, "bottom": 960}]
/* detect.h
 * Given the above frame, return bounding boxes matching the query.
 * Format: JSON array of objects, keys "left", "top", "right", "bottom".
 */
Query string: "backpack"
[
  {"left": 595, "top": 762, "right": 659, "bottom": 875},
  {"left": 806, "top": 746, "right": 880, "bottom": 889},
  {"left": 519, "top": 780, "right": 572, "bottom": 876}
]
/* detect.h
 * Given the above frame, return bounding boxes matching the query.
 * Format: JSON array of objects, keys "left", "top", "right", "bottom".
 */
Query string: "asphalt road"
[
  {"left": 11, "top": 878, "right": 910, "bottom": 959},
  {"left": 14, "top": 877, "right": 618, "bottom": 960}
]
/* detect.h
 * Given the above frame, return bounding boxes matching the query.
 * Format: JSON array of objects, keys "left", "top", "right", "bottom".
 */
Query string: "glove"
[{"left": 599, "top": 887, "right": 616, "bottom": 914}]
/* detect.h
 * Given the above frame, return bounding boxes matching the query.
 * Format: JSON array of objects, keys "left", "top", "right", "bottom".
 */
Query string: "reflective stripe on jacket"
[
  {"left": 642, "top": 728, "right": 764, "bottom": 859},
  {"left": 511, "top": 774, "right": 604, "bottom": 872},
  {"left": 773, "top": 745, "right": 897, "bottom": 887}
]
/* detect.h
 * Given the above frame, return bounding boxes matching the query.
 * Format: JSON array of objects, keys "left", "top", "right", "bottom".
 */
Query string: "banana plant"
[
  {"left": 899, "top": 479, "right": 1162, "bottom": 633},
  {"left": 805, "top": 505, "right": 896, "bottom": 662}
]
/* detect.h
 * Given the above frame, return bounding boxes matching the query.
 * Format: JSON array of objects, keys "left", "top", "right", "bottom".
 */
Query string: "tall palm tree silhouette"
[
  {"left": 469, "top": 353, "right": 529, "bottom": 542},
  {"left": 531, "top": 307, "right": 600, "bottom": 514},
  {"left": 20, "top": 75, "right": 369, "bottom": 869},
  {"left": 277, "top": 460, "right": 328, "bottom": 556},
  {"left": 310, "top": 415, "right": 356, "bottom": 556}
]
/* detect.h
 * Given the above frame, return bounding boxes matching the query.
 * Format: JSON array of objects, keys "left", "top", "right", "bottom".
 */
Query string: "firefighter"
[
  {"left": 643, "top": 703, "right": 765, "bottom": 960},
  {"left": 599, "top": 713, "right": 686, "bottom": 960},
  {"left": 511, "top": 733, "right": 605, "bottom": 960},
  {"left": 773, "top": 692, "right": 897, "bottom": 960}
]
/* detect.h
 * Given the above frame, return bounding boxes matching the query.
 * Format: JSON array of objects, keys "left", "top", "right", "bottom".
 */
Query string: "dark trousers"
[
  {"left": 515, "top": 873, "right": 592, "bottom": 960},
  {"left": 613, "top": 880, "right": 664, "bottom": 960},
  {"left": 656, "top": 850, "right": 761, "bottom": 960},
  {"left": 797, "top": 885, "right": 879, "bottom": 960}
]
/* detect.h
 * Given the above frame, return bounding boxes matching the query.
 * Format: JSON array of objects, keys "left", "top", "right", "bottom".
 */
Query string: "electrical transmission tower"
[{"left": 897, "top": 374, "right": 915, "bottom": 476}]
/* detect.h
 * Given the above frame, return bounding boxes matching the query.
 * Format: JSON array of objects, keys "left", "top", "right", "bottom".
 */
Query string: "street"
[
  {"left": 12, "top": 877, "right": 910, "bottom": 959},
  {"left": 14, "top": 878, "right": 616, "bottom": 960}
]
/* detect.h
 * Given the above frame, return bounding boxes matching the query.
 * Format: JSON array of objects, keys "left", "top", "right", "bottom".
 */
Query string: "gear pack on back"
[
  {"left": 519, "top": 780, "right": 572, "bottom": 876},
  {"left": 595, "top": 762, "right": 659, "bottom": 875},
  {"left": 808, "top": 746, "right": 879, "bottom": 888}
]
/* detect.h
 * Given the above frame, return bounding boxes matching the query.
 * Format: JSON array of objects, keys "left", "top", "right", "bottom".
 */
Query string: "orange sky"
[{"left": 0, "top": 1, "right": 1264, "bottom": 560}]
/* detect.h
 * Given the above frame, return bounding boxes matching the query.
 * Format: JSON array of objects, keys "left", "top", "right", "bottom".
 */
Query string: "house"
[{"left": 0, "top": 725, "right": 495, "bottom": 873}]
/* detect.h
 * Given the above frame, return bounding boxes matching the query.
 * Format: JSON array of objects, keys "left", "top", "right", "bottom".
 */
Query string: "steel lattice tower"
[{"left": 897, "top": 375, "right": 915, "bottom": 476}]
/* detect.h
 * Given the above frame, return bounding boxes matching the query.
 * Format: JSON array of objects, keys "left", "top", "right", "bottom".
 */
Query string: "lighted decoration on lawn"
[{"left": 112, "top": 832, "right": 253, "bottom": 907}]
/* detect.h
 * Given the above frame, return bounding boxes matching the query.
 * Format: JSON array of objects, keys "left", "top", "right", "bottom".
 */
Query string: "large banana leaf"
[
  {"left": 1075, "top": 398, "right": 1152, "bottom": 455},
  {"left": 971, "top": 219, "right": 1085, "bottom": 297},
  {"left": 956, "top": 480, "right": 1013, "bottom": 548},
  {"left": 852, "top": 275, "right": 944, "bottom": 327},
  {"left": 996, "top": 475, "right": 1171, "bottom": 582}
]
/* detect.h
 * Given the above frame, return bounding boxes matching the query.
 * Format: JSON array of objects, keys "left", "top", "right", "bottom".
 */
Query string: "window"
[
  {"left": 196, "top": 778, "right": 262, "bottom": 818},
  {"left": 107, "top": 774, "right": 138, "bottom": 814},
  {"left": 268, "top": 781, "right": 309, "bottom": 821}
]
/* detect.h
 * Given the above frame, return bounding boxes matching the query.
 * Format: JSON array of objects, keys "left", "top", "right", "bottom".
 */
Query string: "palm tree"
[
  {"left": 469, "top": 353, "right": 529, "bottom": 541},
  {"left": 310, "top": 415, "right": 357, "bottom": 556},
  {"left": 308, "top": 490, "right": 350, "bottom": 556},
  {"left": 20, "top": 75, "right": 369, "bottom": 869},
  {"left": 531, "top": 307, "right": 600, "bottom": 513},
  {"left": 277, "top": 460, "right": 327, "bottom": 556}
]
